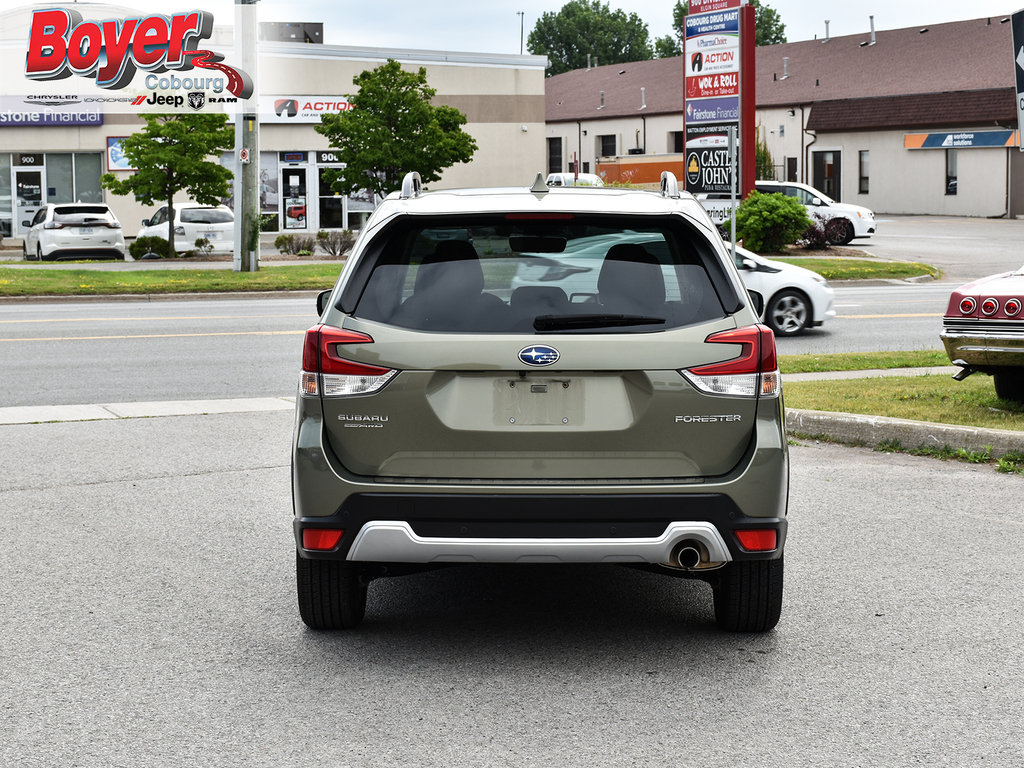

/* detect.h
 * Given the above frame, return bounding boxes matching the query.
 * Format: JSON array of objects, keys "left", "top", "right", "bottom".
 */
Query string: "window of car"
[
  {"left": 345, "top": 215, "right": 728, "bottom": 334},
  {"left": 180, "top": 207, "right": 233, "bottom": 224},
  {"left": 150, "top": 207, "right": 167, "bottom": 226},
  {"left": 31, "top": 208, "right": 48, "bottom": 226},
  {"left": 54, "top": 205, "right": 112, "bottom": 225}
]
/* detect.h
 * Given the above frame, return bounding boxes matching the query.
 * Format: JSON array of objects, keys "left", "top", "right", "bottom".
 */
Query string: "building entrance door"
[
  {"left": 15, "top": 167, "right": 45, "bottom": 236},
  {"left": 281, "top": 167, "right": 308, "bottom": 230},
  {"left": 812, "top": 151, "right": 841, "bottom": 201}
]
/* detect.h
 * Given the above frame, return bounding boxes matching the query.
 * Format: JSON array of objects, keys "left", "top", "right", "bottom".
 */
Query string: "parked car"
[
  {"left": 137, "top": 203, "right": 234, "bottom": 254},
  {"left": 940, "top": 267, "right": 1024, "bottom": 402},
  {"left": 22, "top": 203, "right": 126, "bottom": 261},
  {"left": 512, "top": 235, "right": 834, "bottom": 336},
  {"left": 292, "top": 171, "right": 789, "bottom": 633},
  {"left": 696, "top": 181, "right": 876, "bottom": 245},
  {"left": 546, "top": 172, "right": 605, "bottom": 187}
]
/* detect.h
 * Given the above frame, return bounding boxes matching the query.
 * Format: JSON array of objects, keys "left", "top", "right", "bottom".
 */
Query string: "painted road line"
[
  {"left": 0, "top": 397, "right": 297, "bottom": 425},
  {"left": 0, "top": 330, "right": 305, "bottom": 342}
]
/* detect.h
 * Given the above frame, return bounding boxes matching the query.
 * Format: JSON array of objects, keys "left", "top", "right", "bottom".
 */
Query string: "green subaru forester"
[{"left": 292, "top": 173, "right": 788, "bottom": 632}]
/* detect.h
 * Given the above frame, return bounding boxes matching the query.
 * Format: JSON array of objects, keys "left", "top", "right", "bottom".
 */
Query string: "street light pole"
[
  {"left": 234, "top": 0, "right": 260, "bottom": 272},
  {"left": 517, "top": 11, "right": 524, "bottom": 55}
]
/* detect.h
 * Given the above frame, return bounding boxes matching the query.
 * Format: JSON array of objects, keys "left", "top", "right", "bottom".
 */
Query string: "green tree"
[
  {"left": 100, "top": 113, "right": 233, "bottom": 256},
  {"left": 528, "top": 0, "right": 652, "bottom": 76},
  {"left": 315, "top": 60, "right": 477, "bottom": 199},
  {"left": 755, "top": 126, "right": 777, "bottom": 180},
  {"left": 655, "top": 0, "right": 786, "bottom": 57}
]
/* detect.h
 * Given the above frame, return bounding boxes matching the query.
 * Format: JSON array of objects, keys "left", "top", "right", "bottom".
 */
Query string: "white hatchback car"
[
  {"left": 23, "top": 203, "right": 126, "bottom": 261},
  {"left": 137, "top": 203, "right": 234, "bottom": 254}
]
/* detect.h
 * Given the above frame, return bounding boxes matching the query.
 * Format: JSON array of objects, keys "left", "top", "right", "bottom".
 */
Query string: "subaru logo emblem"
[{"left": 518, "top": 345, "right": 560, "bottom": 366}]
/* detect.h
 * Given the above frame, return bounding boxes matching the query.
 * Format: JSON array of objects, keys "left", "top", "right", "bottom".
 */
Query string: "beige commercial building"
[
  {"left": 545, "top": 16, "right": 1023, "bottom": 218},
  {"left": 0, "top": 3, "right": 547, "bottom": 242}
]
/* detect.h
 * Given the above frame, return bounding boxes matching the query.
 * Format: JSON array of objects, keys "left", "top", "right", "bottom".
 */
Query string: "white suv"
[{"left": 137, "top": 203, "right": 234, "bottom": 254}]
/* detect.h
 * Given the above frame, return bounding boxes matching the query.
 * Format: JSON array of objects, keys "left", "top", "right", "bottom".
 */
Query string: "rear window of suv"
[
  {"left": 181, "top": 208, "right": 233, "bottom": 224},
  {"left": 346, "top": 215, "right": 727, "bottom": 333}
]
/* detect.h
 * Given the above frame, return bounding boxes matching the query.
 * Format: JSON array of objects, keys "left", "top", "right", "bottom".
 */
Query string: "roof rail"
[
  {"left": 661, "top": 171, "right": 681, "bottom": 199},
  {"left": 400, "top": 171, "right": 422, "bottom": 199}
]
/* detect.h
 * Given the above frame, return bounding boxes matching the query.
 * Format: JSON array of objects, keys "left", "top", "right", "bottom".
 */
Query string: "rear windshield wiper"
[{"left": 534, "top": 313, "right": 666, "bottom": 331}]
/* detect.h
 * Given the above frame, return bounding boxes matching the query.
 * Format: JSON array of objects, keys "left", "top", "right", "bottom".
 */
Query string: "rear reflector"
[
  {"left": 300, "top": 324, "right": 398, "bottom": 398},
  {"left": 302, "top": 528, "right": 344, "bottom": 551},
  {"left": 735, "top": 529, "right": 778, "bottom": 552},
  {"left": 680, "top": 325, "right": 780, "bottom": 397}
]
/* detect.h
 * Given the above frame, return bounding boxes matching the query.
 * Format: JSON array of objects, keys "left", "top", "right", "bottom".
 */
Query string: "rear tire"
[
  {"left": 713, "top": 556, "right": 784, "bottom": 632},
  {"left": 296, "top": 553, "right": 368, "bottom": 630},
  {"left": 993, "top": 371, "right": 1024, "bottom": 403}
]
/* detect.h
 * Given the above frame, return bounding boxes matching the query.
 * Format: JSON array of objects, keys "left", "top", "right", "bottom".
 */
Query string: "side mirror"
[
  {"left": 21, "top": 220, "right": 31, "bottom": 227},
  {"left": 811, "top": 197, "right": 822, "bottom": 206},
  {"left": 747, "top": 290, "right": 765, "bottom": 318},
  {"left": 740, "top": 257, "right": 758, "bottom": 271},
  {"left": 316, "top": 289, "right": 332, "bottom": 316},
  {"left": 141, "top": 218, "right": 150, "bottom": 226}
]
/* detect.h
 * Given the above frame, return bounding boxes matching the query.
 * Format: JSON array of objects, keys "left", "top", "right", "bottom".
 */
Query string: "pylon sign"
[
  {"left": 1013, "top": 9, "right": 1024, "bottom": 152},
  {"left": 683, "top": 2, "right": 755, "bottom": 195}
]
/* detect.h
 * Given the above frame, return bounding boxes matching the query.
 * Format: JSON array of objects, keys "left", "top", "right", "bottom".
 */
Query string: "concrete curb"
[{"left": 787, "top": 409, "right": 1024, "bottom": 457}]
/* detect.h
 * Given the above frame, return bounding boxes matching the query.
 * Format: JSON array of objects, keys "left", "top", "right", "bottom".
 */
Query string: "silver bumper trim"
[{"left": 346, "top": 520, "right": 733, "bottom": 565}]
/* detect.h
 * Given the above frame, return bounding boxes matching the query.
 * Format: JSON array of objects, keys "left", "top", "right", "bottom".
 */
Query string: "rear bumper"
[
  {"left": 941, "top": 321, "right": 1024, "bottom": 370},
  {"left": 294, "top": 492, "right": 787, "bottom": 564}
]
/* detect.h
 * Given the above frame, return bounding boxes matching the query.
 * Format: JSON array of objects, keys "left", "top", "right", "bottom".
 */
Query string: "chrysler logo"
[{"left": 518, "top": 345, "right": 560, "bottom": 366}]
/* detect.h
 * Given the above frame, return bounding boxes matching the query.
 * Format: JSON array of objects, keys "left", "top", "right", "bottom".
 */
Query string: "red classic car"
[{"left": 941, "top": 268, "right": 1024, "bottom": 402}]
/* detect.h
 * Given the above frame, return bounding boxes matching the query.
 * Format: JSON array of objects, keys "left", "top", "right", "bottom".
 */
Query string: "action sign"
[{"left": 1014, "top": 9, "right": 1024, "bottom": 151}]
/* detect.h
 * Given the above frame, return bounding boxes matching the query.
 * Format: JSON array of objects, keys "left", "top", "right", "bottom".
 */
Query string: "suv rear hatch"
[{"left": 308, "top": 214, "right": 773, "bottom": 481}]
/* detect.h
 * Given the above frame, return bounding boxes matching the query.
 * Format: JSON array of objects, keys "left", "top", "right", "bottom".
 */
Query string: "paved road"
[
  {"left": 864, "top": 215, "right": 1023, "bottom": 283},
  {"left": 1, "top": 409, "right": 1021, "bottom": 767}
]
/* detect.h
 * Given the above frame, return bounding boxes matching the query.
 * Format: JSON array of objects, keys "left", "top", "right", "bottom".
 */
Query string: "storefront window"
[
  {"left": 74, "top": 153, "right": 102, "bottom": 203},
  {"left": 48, "top": 154, "right": 74, "bottom": 203},
  {"left": 945, "top": 149, "right": 957, "bottom": 196},
  {"left": 318, "top": 168, "right": 344, "bottom": 229}
]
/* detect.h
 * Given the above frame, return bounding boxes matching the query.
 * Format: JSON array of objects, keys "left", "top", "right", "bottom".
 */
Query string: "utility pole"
[
  {"left": 517, "top": 11, "right": 524, "bottom": 55},
  {"left": 234, "top": 0, "right": 260, "bottom": 272}
]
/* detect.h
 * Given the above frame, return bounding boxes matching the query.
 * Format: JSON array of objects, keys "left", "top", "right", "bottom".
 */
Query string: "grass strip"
[
  {"left": 779, "top": 350, "right": 951, "bottom": 374},
  {"left": 0, "top": 265, "right": 342, "bottom": 296},
  {"left": 875, "top": 440, "right": 1024, "bottom": 476},
  {"left": 770, "top": 258, "right": 939, "bottom": 281},
  {"left": 784, "top": 374, "right": 1024, "bottom": 431}
]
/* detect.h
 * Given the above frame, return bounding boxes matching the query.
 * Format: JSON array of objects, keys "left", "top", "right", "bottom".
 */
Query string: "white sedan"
[
  {"left": 137, "top": 203, "right": 234, "bottom": 254},
  {"left": 730, "top": 244, "right": 835, "bottom": 336}
]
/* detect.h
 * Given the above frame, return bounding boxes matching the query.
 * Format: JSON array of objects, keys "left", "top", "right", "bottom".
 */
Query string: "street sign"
[{"left": 1013, "top": 9, "right": 1024, "bottom": 151}]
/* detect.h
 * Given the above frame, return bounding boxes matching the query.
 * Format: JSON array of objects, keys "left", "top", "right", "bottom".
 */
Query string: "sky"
[
  {"left": 2, "top": 0, "right": 1019, "bottom": 53},
  {"left": 242, "top": 0, "right": 1022, "bottom": 54}
]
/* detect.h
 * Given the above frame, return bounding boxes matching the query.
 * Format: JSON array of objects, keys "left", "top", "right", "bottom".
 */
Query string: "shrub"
[
  {"left": 800, "top": 212, "right": 832, "bottom": 250},
  {"left": 734, "top": 191, "right": 813, "bottom": 253},
  {"left": 193, "top": 237, "right": 215, "bottom": 257},
  {"left": 316, "top": 229, "right": 356, "bottom": 258},
  {"left": 275, "top": 233, "right": 318, "bottom": 255},
  {"left": 129, "top": 235, "right": 172, "bottom": 259}
]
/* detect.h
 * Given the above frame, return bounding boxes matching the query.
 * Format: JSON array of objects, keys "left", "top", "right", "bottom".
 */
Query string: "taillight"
[
  {"left": 679, "top": 324, "right": 780, "bottom": 397},
  {"left": 300, "top": 324, "right": 397, "bottom": 397},
  {"left": 43, "top": 222, "right": 64, "bottom": 230},
  {"left": 1005, "top": 298, "right": 1022, "bottom": 317},
  {"left": 981, "top": 298, "right": 999, "bottom": 316},
  {"left": 959, "top": 297, "right": 977, "bottom": 315},
  {"left": 735, "top": 529, "right": 778, "bottom": 552}
]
